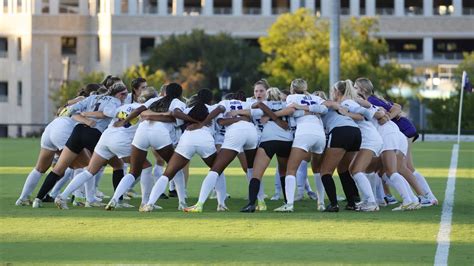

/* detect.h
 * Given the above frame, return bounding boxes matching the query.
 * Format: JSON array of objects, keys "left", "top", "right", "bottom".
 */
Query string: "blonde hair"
[
  {"left": 137, "top": 86, "right": 158, "bottom": 103},
  {"left": 331, "top": 80, "right": 358, "bottom": 101},
  {"left": 266, "top": 87, "right": 282, "bottom": 101},
  {"left": 354, "top": 78, "right": 374, "bottom": 97},
  {"left": 290, "top": 78, "right": 308, "bottom": 94},
  {"left": 313, "top": 91, "right": 328, "bottom": 100},
  {"left": 254, "top": 79, "right": 271, "bottom": 90}
]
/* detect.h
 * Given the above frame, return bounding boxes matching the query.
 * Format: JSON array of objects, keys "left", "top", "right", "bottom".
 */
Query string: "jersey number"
[
  {"left": 300, "top": 100, "right": 316, "bottom": 106},
  {"left": 93, "top": 103, "right": 101, "bottom": 111}
]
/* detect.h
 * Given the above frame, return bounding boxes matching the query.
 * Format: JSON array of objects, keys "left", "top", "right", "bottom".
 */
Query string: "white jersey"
[
  {"left": 217, "top": 99, "right": 254, "bottom": 131},
  {"left": 124, "top": 93, "right": 133, "bottom": 104},
  {"left": 105, "top": 103, "right": 142, "bottom": 137},
  {"left": 246, "top": 98, "right": 265, "bottom": 134},
  {"left": 286, "top": 94, "right": 325, "bottom": 136},
  {"left": 69, "top": 95, "right": 122, "bottom": 132},
  {"left": 251, "top": 101, "right": 294, "bottom": 142}
]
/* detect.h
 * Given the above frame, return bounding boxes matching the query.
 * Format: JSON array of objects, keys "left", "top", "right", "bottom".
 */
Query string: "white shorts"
[
  {"left": 175, "top": 130, "right": 216, "bottom": 160},
  {"left": 292, "top": 133, "right": 326, "bottom": 154},
  {"left": 94, "top": 131, "right": 133, "bottom": 160},
  {"left": 40, "top": 120, "right": 74, "bottom": 151},
  {"left": 360, "top": 132, "right": 383, "bottom": 157},
  {"left": 221, "top": 126, "right": 258, "bottom": 153},
  {"left": 397, "top": 131, "right": 408, "bottom": 157},
  {"left": 132, "top": 123, "right": 172, "bottom": 151},
  {"left": 380, "top": 131, "right": 407, "bottom": 156},
  {"left": 214, "top": 133, "right": 225, "bottom": 145}
]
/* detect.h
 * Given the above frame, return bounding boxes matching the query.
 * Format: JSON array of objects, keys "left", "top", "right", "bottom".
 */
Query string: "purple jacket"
[{"left": 368, "top": 95, "right": 418, "bottom": 140}]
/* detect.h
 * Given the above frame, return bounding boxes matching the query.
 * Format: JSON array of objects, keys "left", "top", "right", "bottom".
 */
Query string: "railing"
[
  {"left": 0, "top": 95, "right": 8, "bottom": 102},
  {"left": 213, "top": 7, "right": 232, "bottom": 15},
  {"left": 387, "top": 52, "right": 423, "bottom": 60},
  {"left": 183, "top": 7, "right": 201, "bottom": 16},
  {"left": 463, "top": 8, "right": 474, "bottom": 15},
  {"left": 405, "top": 7, "right": 423, "bottom": 15},
  {"left": 376, "top": 8, "right": 394, "bottom": 15},
  {"left": 433, "top": 53, "right": 464, "bottom": 60},
  {"left": 243, "top": 7, "right": 261, "bottom": 15},
  {"left": 341, "top": 7, "right": 350, "bottom": 15},
  {"left": 143, "top": 6, "right": 158, "bottom": 14},
  {"left": 272, "top": 7, "right": 289, "bottom": 15},
  {"left": 433, "top": 7, "right": 453, "bottom": 16}
]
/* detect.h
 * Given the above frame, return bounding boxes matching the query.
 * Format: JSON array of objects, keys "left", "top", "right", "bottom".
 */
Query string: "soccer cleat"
[
  {"left": 377, "top": 200, "right": 387, "bottom": 207},
  {"left": 217, "top": 204, "right": 229, "bottom": 212},
  {"left": 391, "top": 203, "right": 413, "bottom": 211},
  {"left": 317, "top": 202, "right": 326, "bottom": 211},
  {"left": 178, "top": 202, "right": 188, "bottom": 211},
  {"left": 54, "top": 196, "right": 69, "bottom": 210},
  {"left": 85, "top": 201, "right": 106, "bottom": 208},
  {"left": 183, "top": 203, "right": 203, "bottom": 213},
  {"left": 408, "top": 202, "right": 422, "bottom": 210},
  {"left": 126, "top": 189, "right": 139, "bottom": 199},
  {"left": 274, "top": 203, "right": 294, "bottom": 212},
  {"left": 240, "top": 203, "right": 256, "bottom": 213},
  {"left": 209, "top": 190, "right": 217, "bottom": 199},
  {"left": 307, "top": 191, "right": 318, "bottom": 200},
  {"left": 345, "top": 204, "right": 357, "bottom": 211},
  {"left": 256, "top": 200, "right": 267, "bottom": 211},
  {"left": 105, "top": 199, "right": 118, "bottom": 211},
  {"left": 419, "top": 195, "right": 433, "bottom": 207},
  {"left": 32, "top": 198, "right": 42, "bottom": 208},
  {"left": 336, "top": 195, "right": 346, "bottom": 202},
  {"left": 270, "top": 193, "right": 280, "bottom": 201},
  {"left": 72, "top": 197, "right": 86, "bottom": 207},
  {"left": 42, "top": 194, "right": 54, "bottom": 202},
  {"left": 384, "top": 195, "right": 398, "bottom": 205},
  {"left": 356, "top": 201, "right": 379, "bottom": 212},
  {"left": 96, "top": 190, "right": 110, "bottom": 199},
  {"left": 139, "top": 204, "right": 154, "bottom": 212},
  {"left": 117, "top": 202, "right": 135, "bottom": 208},
  {"left": 294, "top": 193, "right": 304, "bottom": 202},
  {"left": 159, "top": 193, "right": 169, "bottom": 199},
  {"left": 15, "top": 198, "right": 31, "bottom": 206},
  {"left": 323, "top": 204, "right": 339, "bottom": 212},
  {"left": 168, "top": 190, "right": 177, "bottom": 198}
]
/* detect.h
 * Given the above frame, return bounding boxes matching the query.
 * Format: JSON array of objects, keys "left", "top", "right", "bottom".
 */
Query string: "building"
[{"left": 0, "top": 0, "right": 473, "bottom": 137}]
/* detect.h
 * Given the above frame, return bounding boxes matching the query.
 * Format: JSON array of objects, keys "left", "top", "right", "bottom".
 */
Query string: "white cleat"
[
  {"left": 307, "top": 191, "right": 318, "bottom": 201},
  {"left": 317, "top": 202, "right": 326, "bottom": 212},
  {"left": 217, "top": 204, "right": 229, "bottom": 212},
  {"left": 356, "top": 201, "right": 379, "bottom": 212},
  {"left": 270, "top": 193, "right": 281, "bottom": 201},
  {"left": 32, "top": 198, "right": 42, "bottom": 208},
  {"left": 140, "top": 204, "right": 154, "bottom": 212},
  {"left": 294, "top": 193, "right": 304, "bottom": 202},
  {"left": 209, "top": 190, "right": 217, "bottom": 199},
  {"left": 85, "top": 201, "right": 106, "bottom": 208},
  {"left": 105, "top": 199, "right": 118, "bottom": 211},
  {"left": 54, "top": 196, "right": 69, "bottom": 210},
  {"left": 392, "top": 203, "right": 414, "bottom": 211},
  {"left": 178, "top": 202, "right": 188, "bottom": 211},
  {"left": 274, "top": 203, "right": 294, "bottom": 212},
  {"left": 15, "top": 198, "right": 31, "bottom": 206},
  {"left": 117, "top": 202, "right": 135, "bottom": 208}
]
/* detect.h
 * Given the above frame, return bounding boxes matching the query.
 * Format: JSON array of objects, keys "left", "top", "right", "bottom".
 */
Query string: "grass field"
[{"left": 0, "top": 139, "right": 473, "bottom": 265}]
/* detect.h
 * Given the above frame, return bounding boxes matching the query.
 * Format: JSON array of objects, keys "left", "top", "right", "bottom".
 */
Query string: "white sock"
[
  {"left": 400, "top": 176, "right": 419, "bottom": 203},
  {"left": 215, "top": 173, "right": 227, "bottom": 206},
  {"left": 147, "top": 175, "right": 170, "bottom": 205},
  {"left": 353, "top": 172, "right": 375, "bottom": 203},
  {"left": 173, "top": 170, "right": 187, "bottom": 204},
  {"left": 153, "top": 164, "right": 163, "bottom": 179},
  {"left": 49, "top": 168, "right": 74, "bottom": 198},
  {"left": 19, "top": 168, "right": 43, "bottom": 200},
  {"left": 305, "top": 178, "right": 314, "bottom": 193},
  {"left": 94, "top": 167, "right": 105, "bottom": 191},
  {"left": 274, "top": 169, "right": 281, "bottom": 194},
  {"left": 169, "top": 179, "right": 175, "bottom": 191},
  {"left": 257, "top": 179, "right": 265, "bottom": 201},
  {"left": 246, "top": 168, "right": 253, "bottom": 183},
  {"left": 140, "top": 167, "right": 153, "bottom": 204},
  {"left": 285, "top": 175, "right": 296, "bottom": 205},
  {"left": 60, "top": 170, "right": 94, "bottom": 199},
  {"left": 197, "top": 171, "right": 219, "bottom": 204},
  {"left": 384, "top": 173, "right": 412, "bottom": 205},
  {"left": 313, "top": 173, "right": 325, "bottom": 204},
  {"left": 112, "top": 174, "right": 135, "bottom": 202},
  {"left": 375, "top": 174, "right": 386, "bottom": 202},
  {"left": 413, "top": 171, "right": 435, "bottom": 198},
  {"left": 296, "top": 161, "right": 307, "bottom": 196}
]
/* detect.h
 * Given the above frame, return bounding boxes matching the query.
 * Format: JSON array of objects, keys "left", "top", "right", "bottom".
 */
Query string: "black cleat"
[
  {"left": 323, "top": 204, "right": 339, "bottom": 212},
  {"left": 42, "top": 195, "right": 54, "bottom": 202},
  {"left": 159, "top": 193, "right": 169, "bottom": 199},
  {"left": 168, "top": 190, "right": 177, "bottom": 198},
  {"left": 240, "top": 204, "right": 256, "bottom": 213},
  {"left": 345, "top": 204, "right": 356, "bottom": 211}
]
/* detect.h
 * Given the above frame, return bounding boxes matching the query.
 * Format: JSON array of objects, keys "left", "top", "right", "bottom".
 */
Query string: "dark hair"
[
  {"left": 131, "top": 77, "right": 147, "bottom": 102},
  {"left": 232, "top": 90, "right": 246, "bottom": 101},
  {"left": 254, "top": 79, "right": 270, "bottom": 89},
  {"left": 187, "top": 89, "right": 212, "bottom": 122},
  {"left": 149, "top": 83, "right": 183, "bottom": 112},
  {"left": 77, "top": 83, "right": 102, "bottom": 97},
  {"left": 102, "top": 75, "right": 122, "bottom": 89},
  {"left": 108, "top": 82, "right": 127, "bottom": 96}
]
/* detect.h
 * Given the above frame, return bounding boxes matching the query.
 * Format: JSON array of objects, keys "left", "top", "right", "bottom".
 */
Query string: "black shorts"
[
  {"left": 328, "top": 126, "right": 361, "bottom": 152},
  {"left": 259, "top": 140, "right": 292, "bottom": 158},
  {"left": 65, "top": 124, "right": 102, "bottom": 154}
]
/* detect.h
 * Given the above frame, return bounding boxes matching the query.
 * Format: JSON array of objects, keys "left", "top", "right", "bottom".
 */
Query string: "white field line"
[{"left": 434, "top": 144, "right": 459, "bottom": 266}]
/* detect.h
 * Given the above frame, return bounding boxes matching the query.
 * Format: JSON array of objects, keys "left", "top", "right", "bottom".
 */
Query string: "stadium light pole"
[{"left": 330, "top": 0, "right": 340, "bottom": 88}]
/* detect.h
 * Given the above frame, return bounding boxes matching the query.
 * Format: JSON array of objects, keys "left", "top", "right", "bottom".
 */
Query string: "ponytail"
[{"left": 149, "top": 82, "right": 183, "bottom": 112}]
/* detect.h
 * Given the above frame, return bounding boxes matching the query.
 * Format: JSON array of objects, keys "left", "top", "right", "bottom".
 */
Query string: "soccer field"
[{"left": 0, "top": 139, "right": 472, "bottom": 265}]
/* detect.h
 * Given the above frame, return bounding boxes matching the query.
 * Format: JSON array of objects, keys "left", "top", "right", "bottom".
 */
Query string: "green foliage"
[
  {"left": 259, "top": 8, "right": 413, "bottom": 94},
  {"left": 146, "top": 29, "right": 265, "bottom": 96},
  {"left": 121, "top": 64, "right": 167, "bottom": 91},
  {"left": 50, "top": 71, "right": 104, "bottom": 108},
  {"left": 426, "top": 52, "right": 474, "bottom": 131}
]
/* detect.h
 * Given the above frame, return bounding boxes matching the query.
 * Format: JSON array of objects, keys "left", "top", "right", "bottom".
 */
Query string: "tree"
[
  {"left": 259, "top": 8, "right": 413, "bottom": 94},
  {"left": 146, "top": 29, "right": 265, "bottom": 96},
  {"left": 50, "top": 71, "right": 104, "bottom": 108},
  {"left": 425, "top": 52, "right": 474, "bottom": 131},
  {"left": 121, "top": 64, "right": 167, "bottom": 90}
]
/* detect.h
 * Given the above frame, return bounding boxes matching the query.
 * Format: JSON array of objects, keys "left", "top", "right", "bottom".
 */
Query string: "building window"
[
  {"left": 434, "top": 0, "right": 453, "bottom": 16},
  {"left": 17, "top": 37, "right": 21, "bottom": 61},
  {"left": 140, "top": 37, "right": 155, "bottom": 59},
  {"left": 0, "top": 37, "right": 7, "bottom": 58},
  {"left": 376, "top": 0, "right": 394, "bottom": 15},
  {"left": 405, "top": 0, "right": 423, "bottom": 15},
  {"left": 184, "top": 0, "right": 201, "bottom": 15},
  {"left": 144, "top": 0, "right": 158, "bottom": 14},
  {"left": 359, "top": 0, "right": 366, "bottom": 15},
  {"left": 341, "top": 0, "right": 350, "bottom": 15},
  {"left": 434, "top": 39, "right": 474, "bottom": 60},
  {"left": 214, "top": 0, "right": 232, "bottom": 15},
  {"left": 61, "top": 37, "right": 77, "bottom": 56},
  {"left": 17, "top": 81, "right": 22, "bottom": 106},
  {"left": 243, "top": 0, "right": 261, "bottom": 15},
  {"left": 386, "top": 39, "right": 423, "bottom": 60},
  {"left": 272, "top": 0, "right": 289, "bottom": 15},
  {"left": 463, "top": 0, "right": 474, "bottom": 15},
  {"left": 0, "top": 82, "right": 8, "bottom": 102},
  {"left": 59, "top": 0, "right": 79, "bottom": 14},
  {"left": 0, "top": 125, "right": 7, "bottom": 138}
]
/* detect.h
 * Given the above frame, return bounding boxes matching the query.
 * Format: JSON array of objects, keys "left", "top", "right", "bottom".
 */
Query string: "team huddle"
[{"left": 15, "top": 75, "right": 438, "bottom": 213}]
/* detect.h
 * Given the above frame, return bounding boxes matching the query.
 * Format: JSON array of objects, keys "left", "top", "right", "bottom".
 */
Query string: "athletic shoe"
[
  {"left": 337, "top": 195, "right": 346, "bottom": 201},
  {"left": 384, "top": 195, "right": 398, "bottom": 205},
  {"left": 419, "top": 195, "right": 433, "bottom": 207},
  {"left": 270, "top": 193, "right": 280, "bottom": 201},
  {"left": 139, "top": 203, "right": 161, "bottom": 212},
  {"left": 42, "top": 194, "right": 54, "bottom": 202},
  {"left": 126, "top": 189, "right": 139, "bottom": 199},
  {"left": 408, "top": 202, "right": 422, "bottom": 210},
  {"left": 345, "top": 204, "right": 357, "bottom": 211},
  {"left": 85, "top": 201, "right": 106, "bottom": 208},
  {"left": 32, "top": 198, "right": 42, "bottom": 208},
  {"left": 256, "top": 200, "right": 267, "bottom": 211},
  {"left": 307, "top": 191, "right": 318, "bottom": 200},
  {"left": 153, "top": 204, "right": 163, "bottom": 210},
  {"left": 140, "top": 204, "right": 154, "bottom": 212},
  {"left": 294, "top": 193, "right": 304, "bottom": 201},
  {"left": 391, "top": 203, "right": 413, "bottom": 211},
  {"left": 15, "top": 198, "right": 31, "bottom": 206},
  {"left": 178, "top": 202, "right": 188, "bottom": 211},
  {"left": 317, "top": 203, "right": 326, "bottom": 211},
  {"left": 217, "top": 204, "right": 229, "bottom": 212},
  {"left": 183, "top": 203, "right": 203, "bottom": 213},
  {"left": 240, "top": 203, "right": 256, "bottom": 213},
  {"left": 96, "top": 190, "right": 110, "bottom": 199},
  {"left": 274, "top": 203, "right": 294, "bottom": 212},
  {"left": 159, "top": 193, "right": 169, "bottom": 199},
  {"left": 168, "top": 190, "right": 177, "bottom": 198},
  {"left": 72, "top": 197, "right": 86, "bottom": 207},
  {"left": 118, "top": 202, "right": 135, "bottom": 208},
  {"left": 356, "top": 201, "right": 379, "bottom": 212},
  {"left": 122, "top": 195, "right": 132, "bottom": 200},
  {"left": 105, "top": 199, "right": 117, "bottom": 211},
  {"left": 209, "top": 190, "right": 217, "bottom": 199},
  {"left": 323, "top": 204, "right": 339, "bottom": 212},
  {"left": 54, "top": 196, "right": 69, "bottom": 210},
  {"left": 377, "top": 200, "right": 387, "bottom": 207}
]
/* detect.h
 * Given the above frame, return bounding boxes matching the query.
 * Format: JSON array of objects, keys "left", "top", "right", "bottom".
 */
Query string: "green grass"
[{"left": 0, "top": 139, "right": 473, "bottom": 264}]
